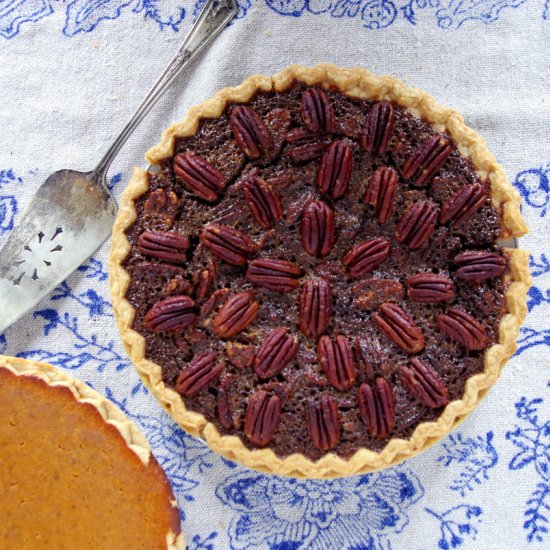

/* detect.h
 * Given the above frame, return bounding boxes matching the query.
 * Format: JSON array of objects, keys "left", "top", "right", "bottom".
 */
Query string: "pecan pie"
[
  {"left": 110, "top": 65, "right": 530, "bottom": 478},
  {"left": 0, "top": 355, "right": 183, "bottom": 549}
]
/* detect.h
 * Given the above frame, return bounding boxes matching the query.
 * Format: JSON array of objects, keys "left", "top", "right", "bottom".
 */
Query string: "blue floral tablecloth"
[{"left": 1, "top": 2, "right": 549, "bottom": 549}]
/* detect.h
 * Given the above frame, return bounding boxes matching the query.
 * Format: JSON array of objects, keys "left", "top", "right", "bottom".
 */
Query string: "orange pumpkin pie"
[{"left": 0, "top": 355, "right": 184, "bottom": 549}]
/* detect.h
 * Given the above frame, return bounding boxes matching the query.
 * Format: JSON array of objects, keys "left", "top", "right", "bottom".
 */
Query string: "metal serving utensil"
[{"left": 0, "top": 0, "right": 238, "bottom": 334}]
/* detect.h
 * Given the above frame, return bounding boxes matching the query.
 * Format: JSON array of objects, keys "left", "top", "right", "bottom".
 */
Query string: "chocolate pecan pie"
[{"left": 110, "top": 65, "right": 530, "bottom": 478}]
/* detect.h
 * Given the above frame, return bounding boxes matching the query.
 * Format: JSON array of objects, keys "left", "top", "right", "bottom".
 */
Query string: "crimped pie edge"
[
  {"left": 0, "top": 354, "right": 184, "bottom": 549},
  {"left": 109, "top": 64, "right": 531, "bottom": 478}
]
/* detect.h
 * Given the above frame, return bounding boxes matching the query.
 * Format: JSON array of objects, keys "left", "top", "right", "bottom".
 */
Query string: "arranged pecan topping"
[
  {"left": 173, "top": 152, "right": 226, "bottom": 201},
  {"left": 301, "top": 88, "right": 335, "bottom": 134},
  {"left": 400, "top": 358, "right": 449, "bottom": 408},
  {"left": 143, "top": 295, "right": 196, "bottom": 333},
  {"left": 217, "top": 375, "right": 237, "bottom": 430},
  {"left": 373, "top": 303, "right": 425, "bottom": 354},
  {"left": 175, "top": 351, "right": 224, "bottom": 397},
  {"left": 395, "top": 200, "right": 437, "bottom": 250},
  {"left": 307, "top": 395, "right": 340, "bottom": 451},
  {"left": 353, "top": 278, "right": 405, "bottom": 310},
  {"left": 301, "top": 200, "right": 336, "bottom": 257},
  {"left": 317, "top": 335, "right": 355, "bottom": 391},
  {"left": 230, "top": 105, "right": 270, "bottom": 159},
  {"left": 254, "top": 327, "right": 298, "bottom": 378},
  {"left": 454, "top": 251, "right": 507, "bottom": 283},
  {"left": 137, "top": 231, "right": 189, "bottom": 263},
  {"left": 357, "top": 378, "right": 395, "bottom": 438},
  {"left": 437, "top": 308, "right": 488, "bottom": 350},
  {"left": 242, "top": 175, "right": 282, "bottom": 228},
  {"left": 299, "top": 278, "right": 332, "bottom": 338},
  {"left": 316, "top": 141, "right": 353, "bottom": 199},
  {"left": 407, "top": 273, "right": 456, "bottom": 303},
  {"left": 127, "top": 84, "right": 511, "bottom": 460},
  {"left": 361, "top": 101, "right": 395, "bottom": 155},
  {"left": 403, "top": 135, "right": 452, "bottom": 186},
  {"left": 246, "top": 258, "right": 302, "bottom": 293},
  {"left": 342, "top": 238, "right": 390, "bottom": 278},
  {"left": 200, "top": 224, "right": 255, "bottom": 266},
  {"left": 364, "top": 166, "right": 398, "bottom": 224},
  {"left": 244, "top": 390, "right": 282, "bottom": 447},
  {"left": 439, "top": 183, "right": 486, "bottom": 225},
  {"left": 212, "top": 291, "right": 260, "bottom": 338}
]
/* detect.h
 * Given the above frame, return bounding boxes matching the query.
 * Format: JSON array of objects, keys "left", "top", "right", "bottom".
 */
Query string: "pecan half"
[
  {"left": 226, "top": 342, "right": 255, "bottom": 369},
  {"left": 288, "top": 137, "right": 331, "bottom": 163},
  {"left": 395, "top": 200, "right": 437, "bottom": 250},
  {"left": 254, "top": 327, "right": 298, "bottom": 378},
  {"left": 439, "top": 183, "right": 486, "bottom": 225},
  {"left": 364, "top": 166, "right": 398, "bottom": 224},
  {"left": 247, "top": 258, "right": 302, "bottom": 293},
  {"left": 200, "top": 224, "right": 255, "bottom": 266},
  {"left": 342, "top": 238, "right": 391, "bottom": 278},
  {"left": 213, "top": 291, "right": 259, "bottom": 338},
  {"left": 307, "top": 395, "right": 340, "bottom": 451},
  {"left": 137, "top": 231, "right": 189, "bottom": 263},
  {"left": 407, "top": 273, "right": 456, "bottom": 303},
  {"left": 163, "top": 277, "right": 193, "bottom": 297},
  {"left": 244, "top": 390, "right": 282, "bottom": 447},
  {"left": 301, "top": 88, "right": 335, "bottom": 134},
  {"left": 242, "top": 175, "right": 282, "bottom": 228},
  {"left": 217, "top": 375, "right": 238, "bottom": 430},
  {"left": 400, "top": 358, "right": 449, "bottom": 408},
  {"left": 373, "top": 303, "right": 425, "bottom": 354},
  {"left": 230, "top": 105, "right": 270, "bottom": 159},
  {"left": 143, "top": 295, "right": 196, "bottom": 333},
  {"left": 173, "top": 152, "right": 226, "bottom": 201},
  {"left": 437, "top": 308, "right": 488, "bottom": 350},
  {"left": 317, "top": 335, "right": 355, "bottom": 391},
  {"left": 360, "top": 101, "right": 396, "bottom": 155},
  {"left": 144, "top": 188, "right": 179, "bottom": 226},
  {"left": 316, "top": 141, "right": 353, "bottom": 199},
  {"left": 357, "top": 378, "right": 395, "bottom": 438},
  {"left": 196, "top": 268, "right": 215, "bottom": 299},
  {"left": 175, "top": 351, "right": 224, "bottom": 397},
  {"left": 300, "top": 200, "right": 336, "bottom": 257},
  {"left": 299, "top": 278, "right": 332, "bottom": 338},
  {"left": 454, "top": 251, "right": 507, "bottom": 283},
  {"left": 403, "top": 135, "right": 452, "bottom": 186},
  {"left": 353, "top": 278, "right": 405, "bottom": 310},
  {"left": 352, "top": 339, "right": 375, "bottom": 382}
]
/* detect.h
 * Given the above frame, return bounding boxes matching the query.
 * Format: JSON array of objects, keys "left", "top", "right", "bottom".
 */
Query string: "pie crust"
[
  {"left": 0, "top": 355, "right": 184, "bottom": 548},
  {"left": 109, "top": 64, "right": 530, "bottom": 478}
]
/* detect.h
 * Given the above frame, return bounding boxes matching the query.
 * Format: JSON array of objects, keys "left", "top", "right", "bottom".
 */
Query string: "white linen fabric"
[{"left": 0, "top": 2, "right": 548, "bottom": 548}]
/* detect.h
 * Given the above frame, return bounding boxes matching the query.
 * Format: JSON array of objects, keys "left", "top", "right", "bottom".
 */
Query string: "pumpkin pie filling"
[{"left": 0, "top": 357, "right": 182, "bottom": 549}]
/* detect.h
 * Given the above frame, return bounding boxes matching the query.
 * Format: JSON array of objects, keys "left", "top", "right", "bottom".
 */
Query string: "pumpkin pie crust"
[
  {"left": 109, "top": 64, "right": 530, "bottom": 478},
  {"left": 0, "top": 355, "right": 184, "bottom": 549}
]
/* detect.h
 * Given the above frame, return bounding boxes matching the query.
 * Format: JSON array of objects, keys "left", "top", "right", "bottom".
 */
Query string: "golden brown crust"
[
  {"left": 110, "top": 64, "right": 531, "bottom": 478},
  {"left": 0, "top": 354, "right": 185, "bottom": 549}
]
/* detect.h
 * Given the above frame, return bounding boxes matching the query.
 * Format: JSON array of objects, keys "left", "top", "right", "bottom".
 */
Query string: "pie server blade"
[{"left": 0, "top": 170, "right": 116, "bottom": 333}]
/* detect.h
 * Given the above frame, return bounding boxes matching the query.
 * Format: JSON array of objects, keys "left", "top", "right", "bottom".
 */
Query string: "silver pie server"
[{"left": 0, "top": 0, "right": 238, "bottom": 334}]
